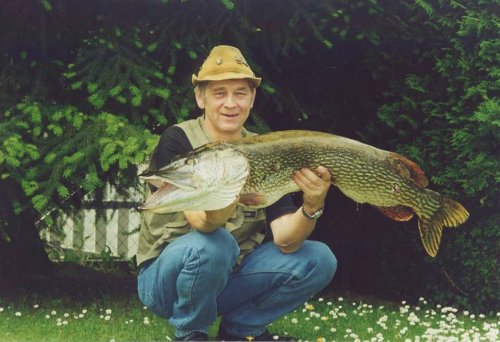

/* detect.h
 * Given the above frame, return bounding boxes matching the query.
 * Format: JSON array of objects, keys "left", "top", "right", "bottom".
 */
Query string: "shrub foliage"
[{"left": 0, "top": 0, "right": 497, "bottom": 310}]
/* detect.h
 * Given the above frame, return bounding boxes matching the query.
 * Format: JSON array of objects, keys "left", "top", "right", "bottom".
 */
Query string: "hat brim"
[{"left": 192, "top": 72, "right": 261, "bottom": 88}]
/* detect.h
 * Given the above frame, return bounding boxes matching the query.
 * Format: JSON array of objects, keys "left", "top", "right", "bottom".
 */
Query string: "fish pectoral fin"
[
  {"left": 372, "top": 205, "right": 415, "bottom": 221},
  {"left": 239, "top": 192, "right": 267, "bottom": 207},
  {"left": 184, "top": 188, "right": 241, "bottom": 211},
  {"left": 189, "top": 180, "right": 247, "bottom": 211}
]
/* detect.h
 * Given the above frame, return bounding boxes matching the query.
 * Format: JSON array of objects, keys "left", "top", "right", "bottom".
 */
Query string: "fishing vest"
[{"left": 136, "top": 115, "right": 266, "bottom": 267}]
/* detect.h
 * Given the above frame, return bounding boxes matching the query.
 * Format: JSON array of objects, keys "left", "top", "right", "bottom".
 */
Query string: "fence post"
[
  {"left": 73, "top": 211, "right": 84, "bottom": 250},
  {"left": 117, "top": 208, "right": 129, "bottom": 258},
  {"left": 95, "top": 211, "right": 107, "bottom": 253}
]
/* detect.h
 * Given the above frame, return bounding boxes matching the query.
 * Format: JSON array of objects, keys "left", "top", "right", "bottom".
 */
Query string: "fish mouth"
[
  {"left": 140, "top": 172, "right": 198, "bottom": 191},
  {"left": 138, "top": 181, "right": 179, "bottom": 211}
]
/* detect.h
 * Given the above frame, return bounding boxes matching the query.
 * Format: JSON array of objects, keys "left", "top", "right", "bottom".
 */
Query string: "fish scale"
[{"left": 140, "top": 130, "right": 469, "bottom": 257}]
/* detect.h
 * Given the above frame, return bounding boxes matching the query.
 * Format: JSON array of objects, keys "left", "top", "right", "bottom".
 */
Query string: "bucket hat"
[{"left": 192, "top": 45, "right": 261, "bottom": 88}]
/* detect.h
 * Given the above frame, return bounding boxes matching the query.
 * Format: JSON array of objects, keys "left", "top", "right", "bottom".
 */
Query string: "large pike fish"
[{"left": 139, "top": 130, "right": 469, "bottom": 257}]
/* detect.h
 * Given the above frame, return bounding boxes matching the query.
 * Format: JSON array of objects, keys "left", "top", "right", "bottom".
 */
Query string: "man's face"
[{"left": 196, "top": 79, "right": 256, "bottom": 139}]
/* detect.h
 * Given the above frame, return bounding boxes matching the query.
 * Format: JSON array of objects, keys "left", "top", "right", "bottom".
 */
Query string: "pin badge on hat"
[
  {"left": 215, "top": 56, "right": 222, "bottom": 65},
  {"left": 234, "top": 55, "right": 248, "bottom": 66}
]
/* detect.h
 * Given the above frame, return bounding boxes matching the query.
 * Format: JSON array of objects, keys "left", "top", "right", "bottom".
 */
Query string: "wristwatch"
[{"left": 301, "top": 206, "right": 324, "bottom": 220}]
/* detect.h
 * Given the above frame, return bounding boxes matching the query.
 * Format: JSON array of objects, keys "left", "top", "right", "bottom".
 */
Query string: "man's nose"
[{"left": 224, "top": 94, "right": 237, "bottom": 108}]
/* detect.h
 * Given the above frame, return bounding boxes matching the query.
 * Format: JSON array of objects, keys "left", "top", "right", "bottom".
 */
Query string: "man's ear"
[
  {"left": 194, "top": 87, "right": 205, "bottom": 109},
  {"left": 250, "top": 88, "right": 256, "bottom": 108}
]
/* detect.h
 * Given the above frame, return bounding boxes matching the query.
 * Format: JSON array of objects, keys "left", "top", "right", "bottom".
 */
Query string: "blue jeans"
[{"left": 137, "top": 228, "right": 337, "bottom": 338}]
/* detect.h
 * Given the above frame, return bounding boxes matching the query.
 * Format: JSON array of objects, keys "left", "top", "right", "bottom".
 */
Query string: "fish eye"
[{"left": 185, "top": 158, "right": 196, "bottom": 166}]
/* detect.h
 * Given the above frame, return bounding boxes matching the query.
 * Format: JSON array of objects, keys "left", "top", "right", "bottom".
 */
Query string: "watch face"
[
  {"left": 311, "top": 209, "right": 323, "bottom": 219},
  {"left": 302, "top": 206, "right": 323, "bottom": 219}
]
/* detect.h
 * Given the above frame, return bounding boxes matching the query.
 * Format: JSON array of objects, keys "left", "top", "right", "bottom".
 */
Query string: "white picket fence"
[{"left": 41, "top": 184, "right": 144, "bottom": 260}]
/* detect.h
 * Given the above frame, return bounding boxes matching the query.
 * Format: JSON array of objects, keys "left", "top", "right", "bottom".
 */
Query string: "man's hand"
[
  {"left": 205, "top": 196, "right": 240, "bottom": 225},
  {"left": 271, "top": 166, "right": 332, "bottom": 253},
  {"left": 293, "top": 166, "right": 332, "bottom": 214},
  {"left": 184, "top": 196, "right": 239, "bottom": 232}
]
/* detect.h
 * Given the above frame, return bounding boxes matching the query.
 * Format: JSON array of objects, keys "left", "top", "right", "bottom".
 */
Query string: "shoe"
[
  {"left": 175, "top": 331, "right": 209, "bottom": 341},
  {"left": 217, "top": 326, "right": 296, "bottom": 341}
]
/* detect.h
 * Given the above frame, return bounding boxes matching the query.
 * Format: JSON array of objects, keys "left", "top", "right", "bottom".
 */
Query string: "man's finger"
[{"left": 317, "top": 166, "right": 332, "bottom": 182}]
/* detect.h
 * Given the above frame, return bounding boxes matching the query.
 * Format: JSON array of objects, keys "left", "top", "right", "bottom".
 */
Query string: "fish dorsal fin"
[
  {"left": 390, "top": 153, "right": 428, "bottom": 188},
  {"left": 372, "top": 205, "right": 415, "bottom": 221}
]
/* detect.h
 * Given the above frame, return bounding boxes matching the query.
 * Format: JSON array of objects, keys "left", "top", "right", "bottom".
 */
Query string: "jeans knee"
[
  {"left": 308, "top": 241, "right": 337, "bottom": 286},
  {"left": 193, "top": 228, "right": 240, "bottom": 271}
]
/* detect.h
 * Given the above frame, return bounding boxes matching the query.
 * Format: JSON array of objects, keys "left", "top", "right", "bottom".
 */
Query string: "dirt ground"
[{"left": 0, "top": 262, "right": 137, "bottom": 302}]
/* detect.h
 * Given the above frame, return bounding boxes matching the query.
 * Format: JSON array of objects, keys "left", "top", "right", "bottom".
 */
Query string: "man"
[{"left": 136, "top": 45, "right": 337, "bottom": 341}]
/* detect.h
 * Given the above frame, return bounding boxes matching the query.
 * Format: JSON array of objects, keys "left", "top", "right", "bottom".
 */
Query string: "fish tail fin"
[{"left": 418, "top": 190, "right": 469, "bottom": 257}]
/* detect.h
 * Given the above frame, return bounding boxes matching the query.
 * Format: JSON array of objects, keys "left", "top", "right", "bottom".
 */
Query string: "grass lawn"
[{"left": 1, "top": 294, "right": 498, "bottom": 341}]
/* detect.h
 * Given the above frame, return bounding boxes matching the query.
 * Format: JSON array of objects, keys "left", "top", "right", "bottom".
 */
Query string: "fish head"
[{"left": 138, "top": 143, "right": 249, "bottom": 213}]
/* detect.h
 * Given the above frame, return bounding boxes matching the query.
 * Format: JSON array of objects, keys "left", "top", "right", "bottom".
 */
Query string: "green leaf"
[
  {"left": 88, "top": 93, "right": 106, "bottom": 109},
  {"left": 22, "top": 180, "right": 39, "bottom": 196},
  {"left": 147, "top": 43, "right": 158, "bottom": 52},
  {"left": 131, "top": 94, "right": 142, "bottom": 107},
  {"left": 62, "top": 168, "right": 73, "bottom": 178},
  {"left": 64, "top": 71, "right": 76, "bottom": 79},
  {"left": 83, "top": 171, "right": 100, "bottom": 192},
  {"left": 57, "top": 185, "right": 70, "bottom": 198},
  {"left": 73, "top": 113, "right": 84, "bottom": 129},
  {"left": 118, "top": 157, "right": 128, "bottom": 169},
  {"left": 4, "top": 156, "right": 20, "bottom": 168},
  {"left": 167, "top": 65, "right": 176, "bottom": 75},
  {"left": 155, "top": 88, "right": 171, "bottom": 99},
  {"left": 129, "top": 86, "right": 142, "bottom": 106},
  {"left": 129, "top": 85, "right": 141, "bottom": 96},
  {"left": 41, "top": 0, "right": 52, "bottom": 11},
  {"left": 25, "top": 144, "right": 40, "bottom": 160},
  {"left": 48, "top": 123, "right": 63, "bottom": 136},
  {"left": 188, "top": 50, "right": 197, "bottom": 60},
  {"left": 415, "top": 0, "right": 433, "bottom": 17},
  {"left": 87, "top": 83, "right": 98, "bottom": 94},
  {"left": 44, "top": 153, "right": 57, "bottom": 164},
  {"left": 71, "top": 81, "right": 83, "bottom": 90},
  {"left": 31, "top": 105, "right": 42, "bottom": 124},
  {"left": 109, "top": 85, "right": 123, "bottom": 97},
  {"left": 221, "top": 0, "right": 234, "bottom": 10},
  {"left": 262, "top": 84, "right": 276, "bottom": 95},
  {"left": 323, "top": 40, "right": 333, "bottom": 49},
  {"left": 32, "top": 194, "right": 48, "bottom": 212},
  {"left": 153, "top": 71, "right": 164, "bottom": 79}
]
